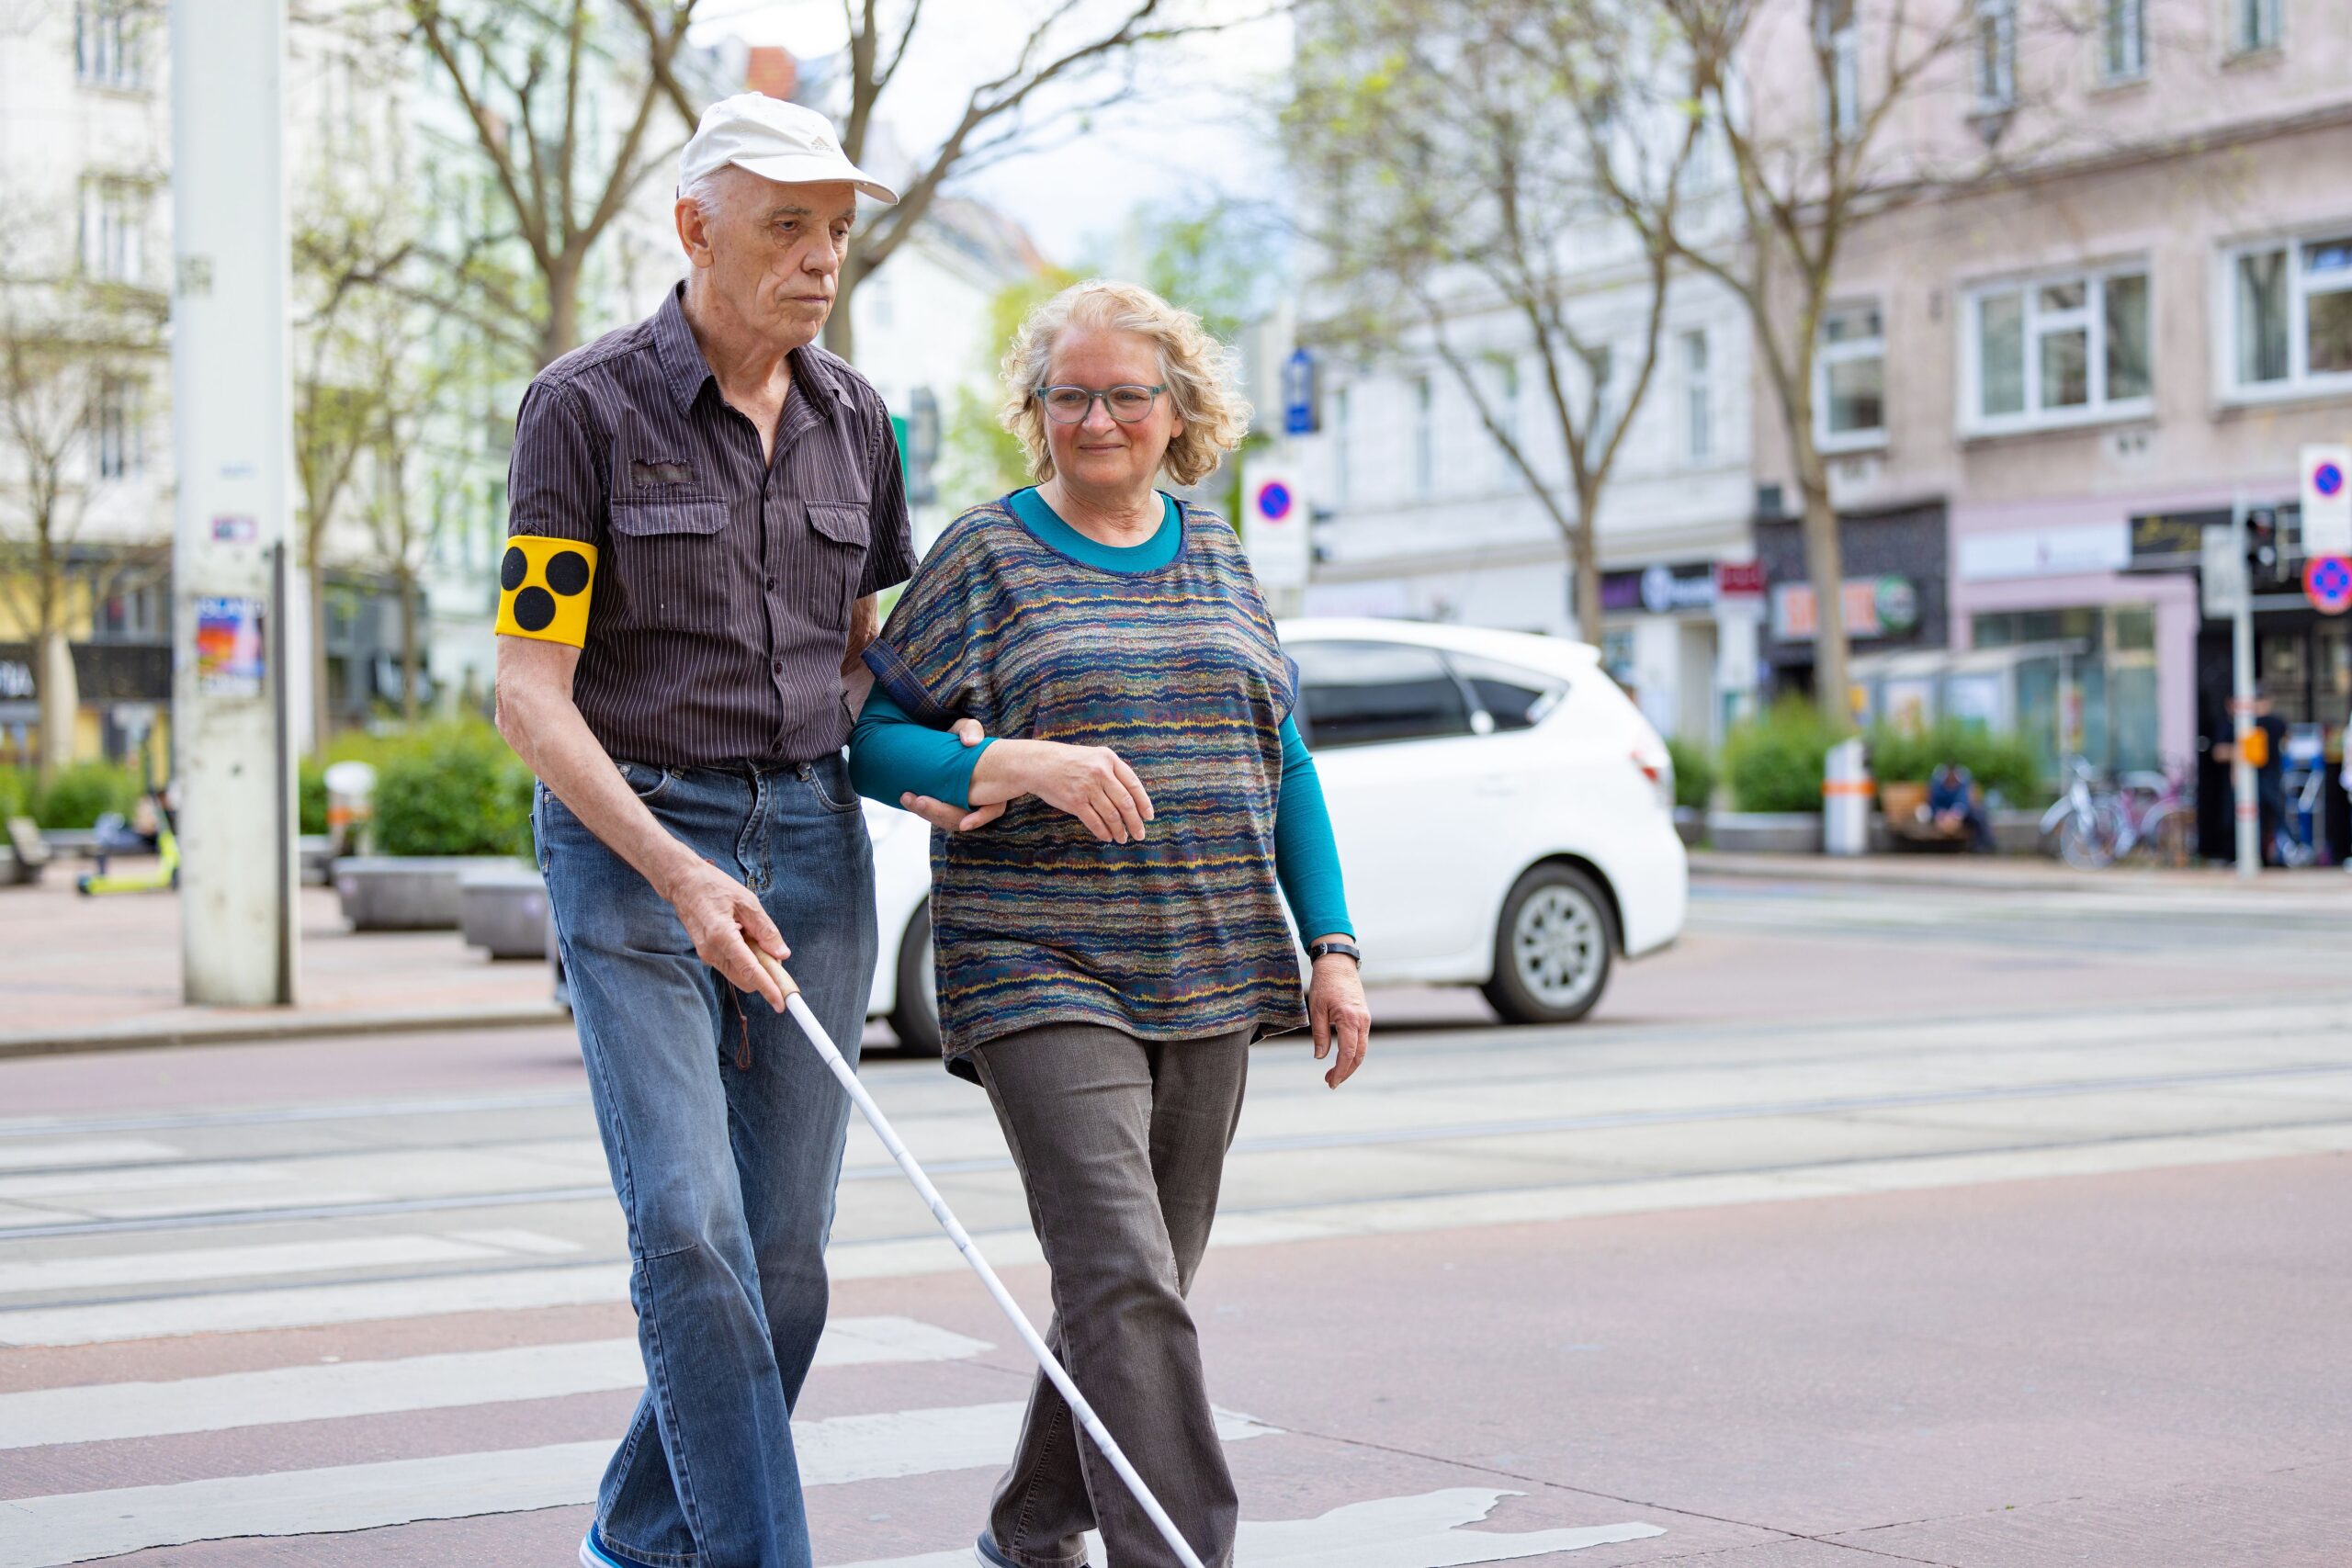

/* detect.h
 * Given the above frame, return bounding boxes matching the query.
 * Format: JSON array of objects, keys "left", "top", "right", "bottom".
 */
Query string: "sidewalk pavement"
[
  {"left": 0, "top": 872, "right": 564, "bottom": 1059},
  {"left": 1691, "top": 846, "right": 2352, "bottom": 903}
]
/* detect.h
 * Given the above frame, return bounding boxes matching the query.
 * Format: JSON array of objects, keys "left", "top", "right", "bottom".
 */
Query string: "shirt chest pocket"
[
  {"left": 609, "top": 500, "right": 743, "bottom": 633},
  {"left": 800, "top": 499, "right": 870, "bottom": 632}
]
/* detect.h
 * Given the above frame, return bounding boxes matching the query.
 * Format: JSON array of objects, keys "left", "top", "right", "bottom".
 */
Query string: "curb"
[
  {"left": 1689, "top": 851, "right": 2352, "bottom": 902},
  {"left": 0, "top": 1001, "right": 571, "bottom": 1061}
]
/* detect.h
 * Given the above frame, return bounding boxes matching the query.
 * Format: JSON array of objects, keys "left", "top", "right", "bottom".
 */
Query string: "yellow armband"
[{"left": 495, "top": 536, "right": 598, "bottom": 648}]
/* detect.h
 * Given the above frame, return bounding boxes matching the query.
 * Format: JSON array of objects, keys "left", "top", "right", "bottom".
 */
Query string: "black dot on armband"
[
  {"left": 545, "top": 549, "right": 591, "bottom": 596},
  {"left": 512, "top": 586, "right": 558, "bottom": 633},
  {"left": 500, "top": 546, "right": 528, "bottom": 592}
]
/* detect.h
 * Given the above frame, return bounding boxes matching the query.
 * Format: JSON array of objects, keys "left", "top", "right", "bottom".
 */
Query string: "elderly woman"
[{"left": 846, "top": 278, "right": 1369, "bottom": 1568}]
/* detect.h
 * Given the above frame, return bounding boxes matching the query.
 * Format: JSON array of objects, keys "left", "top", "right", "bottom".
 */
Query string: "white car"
[{"left": 866, "top": 617, "right": 1689, "bottom": 1049}]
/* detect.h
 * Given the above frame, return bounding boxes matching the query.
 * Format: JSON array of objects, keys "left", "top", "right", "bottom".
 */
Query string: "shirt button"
[
  {"left": 764, "top": 577, "right": 776, "bottom": 591},
  {"left": 772, "top": 660, "right": 784, "bottom": 674}
]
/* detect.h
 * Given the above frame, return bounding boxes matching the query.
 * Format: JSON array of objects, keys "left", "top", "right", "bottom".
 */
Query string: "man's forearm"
[{"left": 499, "top": 680, "right": 701, "bottom": 900}]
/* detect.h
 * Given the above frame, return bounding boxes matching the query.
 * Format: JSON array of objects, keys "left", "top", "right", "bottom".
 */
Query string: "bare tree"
[
  {"left": 1571, "top": 0, "right": 2084, "bottom": 717},
  {"left": 0, "top": 215, "right": 164, "bottom": 783},
  {"left": 634, "top": 0, "right": 1263, "bottom": 364},
  {"left": 1288, "top": 0, "right": 1696, "bottom": 638},
  {"left": 407, "top": 0, "right": 704, "bottom": 367}
]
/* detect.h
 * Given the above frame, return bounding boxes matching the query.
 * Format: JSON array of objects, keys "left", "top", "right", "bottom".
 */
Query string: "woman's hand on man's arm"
[{"left": 900, "top": 726, "right": 1156, "bottom": 845}]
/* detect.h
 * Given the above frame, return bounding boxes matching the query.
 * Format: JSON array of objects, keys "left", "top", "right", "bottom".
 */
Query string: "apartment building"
[{"left": 1751, "top": 0, "right": 2352, "bottom": 834}]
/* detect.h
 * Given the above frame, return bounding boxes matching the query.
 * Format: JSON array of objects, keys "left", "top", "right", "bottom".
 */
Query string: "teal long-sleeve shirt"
[
  {"left": 849, "top": 690, "right": 1353, "bottom": 942},
  {"left": 846, "top": 484, "right": 1351, "bottom": 943}
]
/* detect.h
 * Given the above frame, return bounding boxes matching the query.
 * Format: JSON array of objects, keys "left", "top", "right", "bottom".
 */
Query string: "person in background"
[
  {"left": 847, "top": 278, "right": 1370, "bottom": 1568},
  {"left": 1928, "top": 761, "right": 1995, "bottom": 853}
]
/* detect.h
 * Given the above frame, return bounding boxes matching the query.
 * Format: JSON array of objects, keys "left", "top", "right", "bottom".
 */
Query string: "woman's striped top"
[{"left": 862, "top": 491, "right": 1308, "bottom": 1072}]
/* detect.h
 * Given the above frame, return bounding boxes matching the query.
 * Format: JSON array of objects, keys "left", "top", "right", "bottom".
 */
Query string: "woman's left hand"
[{"left": 1307, "top": 941, "right": 1370, "bottom": 1089}]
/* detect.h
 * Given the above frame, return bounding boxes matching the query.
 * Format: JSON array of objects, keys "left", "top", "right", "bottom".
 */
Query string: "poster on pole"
[
  {"left": 194, "top": 595, "right": 267, "bottom": 698},
  {"left": 1242, "top": 463, "right": 1311, "bottom": 593},
  {"left": 2302, "top": 445, "right": 2352, "bottom": 557}
]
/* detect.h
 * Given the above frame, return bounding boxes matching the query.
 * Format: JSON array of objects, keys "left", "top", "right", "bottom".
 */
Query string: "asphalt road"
[{"left": 3, "top": 876, "right": 2347, "bottom": 1566}]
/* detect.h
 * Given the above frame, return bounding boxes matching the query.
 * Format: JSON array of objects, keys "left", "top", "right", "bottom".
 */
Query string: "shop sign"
[
  {"left": 1601, "top": 563, "right": 1716, "bottom": 615},
  {"left": 0, "top": 660, "right": 31, "bottom": 700},
  {"left": 1770, "top": 575, "right": 1919, "bottom": 642},
  {"left": 1713, "top": 561, "right": 1766, "bottom": 598},
  {"left": 1956, "top": 521, "right": 2129, "bottom": 581},
  {"left": 2129, "top": 511, "right": 2218, "bottom": 571}
]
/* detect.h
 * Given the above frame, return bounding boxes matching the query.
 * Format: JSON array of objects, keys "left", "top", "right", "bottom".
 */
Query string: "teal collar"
[{"left": 1008, "top": 486, "right": 1182, "bottom": 573}]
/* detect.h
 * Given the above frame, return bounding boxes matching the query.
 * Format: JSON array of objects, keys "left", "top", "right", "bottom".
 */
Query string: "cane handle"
[{"left": 749, "top": 945, "right": 802, "bottom": 1000}]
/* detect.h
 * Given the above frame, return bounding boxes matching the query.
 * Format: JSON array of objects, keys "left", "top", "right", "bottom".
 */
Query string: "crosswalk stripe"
[
  {"left": 0, "top": 1404, "right": 1278, "bottom": 1567},
  {"left": 0, "top": 1318, "right": 991, "bottom": 1449},
  {"left": 0, "top": 1234, "right": 512, "bottom": 1294},
  {"left": 829, "top": 1489, "right": 1664, "bottom": 1568},
  {"left": 0, "top": 1139, "right": 181, "bottom": 1173},
  {"left": 0, "top": 1262, "right": 628, "bottom": 1348}
]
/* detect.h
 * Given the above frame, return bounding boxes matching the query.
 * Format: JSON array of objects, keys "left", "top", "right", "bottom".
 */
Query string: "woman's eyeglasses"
[{"left": 1036, "top": 384, "right": 1166, "bottom": 423}]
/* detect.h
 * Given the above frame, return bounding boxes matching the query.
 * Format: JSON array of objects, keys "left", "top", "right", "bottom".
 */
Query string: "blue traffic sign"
[
  {"left": 2317, "top": 460, "right": 2346, "bottom": 499},
  {"left": 1283, "top": 348, "right": 1316, "bottom": 436},
  {"left": 2304, "top": 555, "right": 2352, "bottom": 615},
  {"left": 1256, "top": 480, "right": 1294, "bottom": 523}
]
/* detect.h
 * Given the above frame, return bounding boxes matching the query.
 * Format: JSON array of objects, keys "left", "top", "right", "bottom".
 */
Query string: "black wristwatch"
[{"left": 1307, "top": 939, "right": 1362, "bottom": 966}]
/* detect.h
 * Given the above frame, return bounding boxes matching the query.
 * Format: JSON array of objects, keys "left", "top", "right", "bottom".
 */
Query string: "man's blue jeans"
[{"left": 537, "top": 754, "right": 877, "bottom": 1568}]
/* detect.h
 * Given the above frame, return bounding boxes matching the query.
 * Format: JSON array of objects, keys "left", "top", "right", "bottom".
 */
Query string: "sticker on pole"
[{"left": 2303, "top": 555, "right": 2352, "bottom": 615}]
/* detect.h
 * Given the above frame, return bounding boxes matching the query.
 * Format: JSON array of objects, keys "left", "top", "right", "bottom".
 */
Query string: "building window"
[
  {"left": 2229, "top": 233, "right": 2352, "bottom": 394},
  {"left": 94, "top": 376, "right": 142, "bottom": 480},
  {"left": 1973, "top": 0, "right": 2016, "bottom": 111},
  {"left": 1492, "top": 356, "right": 1522, "bottom": 487},
  {"left": 2100, "top": 0, "right": 2145, "bottom": 81},
  {"left": 74, "top": 2, "right": 145, "bottom": 89},
  {"left": 1817, "top": 0, "right": 1860, "bottom": 141},
  {"left": 1412, "top": 375, "right": 1433, "bottom": 498},
  {"left": 1967, "top": 265, "right": 2152, "bottom": 430},
  {"left": 80, "top": 180, "right": 145, "bottom": 285},
  {"left": 1815, "top": 303, "right": 1885, "bottom": 448},
  {"left": 1682, "top": 330, "right": 1712, "bottom": 463},
  {"left": 2231, "top": 0, "right": 2280, "bottom": 53}
]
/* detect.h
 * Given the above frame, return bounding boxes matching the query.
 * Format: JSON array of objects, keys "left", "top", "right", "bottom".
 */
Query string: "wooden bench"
[
  {"left": 1879, "top": 781, "right": 1979, "bottom": 852},
  {"left": 4, "top": 817, "right": 52, "bottom": 886}
]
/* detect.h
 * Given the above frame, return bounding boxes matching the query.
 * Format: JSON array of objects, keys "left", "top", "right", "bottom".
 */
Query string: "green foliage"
[
  {"left": 31, "top": 761, "right": 141, "bottom": 829},
  {"left": 364, "top": 720, "right": 534, "bottom": 859},
  {"left": 1723, "top": 700, "right": 1847, "bottom": 814},
  {"left": 299, "top": 757, "right": 329, "bottom": 837},
  {"left": 0, "top": 765, "right": 28, "bottom": 823},
  {"left": 1665, "top": 736, "right": 1717, "bottom": 812},
  {"left": 1866, "top": 720, "right": 2042, "bottom": 808}
]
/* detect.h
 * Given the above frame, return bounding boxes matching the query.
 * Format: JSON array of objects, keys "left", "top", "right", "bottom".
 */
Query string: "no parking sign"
[
  {"left": 2303, "top": 443, "right": 2352, "bottom": 556},
  {"left": 2304, "top": 555, "right": 2352, "bottom": 616}
]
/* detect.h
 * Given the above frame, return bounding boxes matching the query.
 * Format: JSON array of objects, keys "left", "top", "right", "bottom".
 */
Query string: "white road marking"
[
  {"left": 831, "top": 1488, "right": 1664, "bottom": 1567},
  {"left": 0, "top": 1404, "right": 1276, "bottom": 1566},
  {"left": 0, "top": 1317, "right": 991, "bottom": 1449},
  {"left": 447, "top": 1227, "right": 583, "bottom": 1255},
  {"left": 0, "top": 1235, "right": 507, "bottom": 1295},
  {"left": 0, "top": 1262, "right": 628, "bottom": 1347},
  {"left": 0, "top": 1139, "right": 181, "bottom": 1172}
]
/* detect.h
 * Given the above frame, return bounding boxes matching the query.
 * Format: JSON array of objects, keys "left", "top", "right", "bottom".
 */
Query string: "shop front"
[
  {"left": 1757, "top": 500, "right": 1951, "bottom": 711},
  {"left": 1596, "top": 559, "right": 1764, "bottom": 746}
]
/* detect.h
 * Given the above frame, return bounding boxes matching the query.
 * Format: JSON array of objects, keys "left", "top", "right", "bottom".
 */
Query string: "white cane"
[{"left": 750, "top": 949, "right": 1210, "bottom": 1568}]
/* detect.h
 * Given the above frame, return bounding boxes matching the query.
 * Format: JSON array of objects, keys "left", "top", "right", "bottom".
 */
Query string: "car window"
[
  {"left": 1292, "top": 640, "right": 1476, "bottom": 750},
  {"left": 1446, "top": 653, "right": 1568, "bottom": 732}
]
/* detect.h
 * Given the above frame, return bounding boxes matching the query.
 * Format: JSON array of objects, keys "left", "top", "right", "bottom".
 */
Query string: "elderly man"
[{"left": 494, "top": 95, "right": 912, "bottom": 1568}]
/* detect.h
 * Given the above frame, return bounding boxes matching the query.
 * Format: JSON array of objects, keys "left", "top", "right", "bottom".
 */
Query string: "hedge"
[
  {"left": 1865, "top": 719, "right": 2041, "bottom": 807},
  {"left": 28, "top": 761, "right": 143, "bottom": 829},
  {"left": 1665, "top": 736, "right": 1717, "bottom": 812},
  {"left": 365, "top": 720, "right": 535, "bottom": 859},
  {"left": 1722, "top": 700, "right": 1848, "bottom": 814}
]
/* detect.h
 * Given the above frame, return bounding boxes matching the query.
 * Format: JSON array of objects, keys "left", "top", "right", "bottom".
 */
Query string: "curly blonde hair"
[{"left": 998, "top": 278, "right": 1251, "bottom": 490}]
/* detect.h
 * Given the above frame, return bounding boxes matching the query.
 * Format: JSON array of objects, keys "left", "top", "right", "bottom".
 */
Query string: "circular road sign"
[
  {"left": 2304, "top": 555, "right": 2352, "bottom": 616},
  {"left": 1255, "top": 480, "right": 1294, "bottom": 523},
  {"left": 2316, "top": 460, "right": 2346, "bottom": 500}
]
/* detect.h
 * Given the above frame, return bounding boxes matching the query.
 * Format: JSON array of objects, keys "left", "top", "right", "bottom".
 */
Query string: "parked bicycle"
[
  {"left": 2039, "top": 757, "right": 2197, "bottom": 870},
  {"left": 2041, "top": 757, "right": 2123, "bottom": 869}
]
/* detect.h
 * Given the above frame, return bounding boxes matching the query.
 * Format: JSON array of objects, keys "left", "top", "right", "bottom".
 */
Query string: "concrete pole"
[
  {"left": 171, "top": 0, "right": 297, "bottom": 1004},
  {"left": 2230, "top": 499, "right": 2258, "bottom": 880}
]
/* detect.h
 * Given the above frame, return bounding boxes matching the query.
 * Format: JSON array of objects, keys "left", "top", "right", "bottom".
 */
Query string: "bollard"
[
  {"left": 1823, "top": 737, "right": 1871, "bottom": 857},
  {"left": 322, "top": 760, "right": 377, "bottom": 857}
]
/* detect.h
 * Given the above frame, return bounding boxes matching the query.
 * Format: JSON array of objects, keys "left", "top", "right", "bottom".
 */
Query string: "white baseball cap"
[{"left": 678, "top": 94, "right": 899, "bottom": 205}]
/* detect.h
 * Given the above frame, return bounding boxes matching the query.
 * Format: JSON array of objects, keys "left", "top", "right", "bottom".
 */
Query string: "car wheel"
[
  {"left": 1481, "top": 863, "right": 1614, "bottom": 1025},
  {"left": 888, "top": 901, "right": 943, "bottom": 1056}
]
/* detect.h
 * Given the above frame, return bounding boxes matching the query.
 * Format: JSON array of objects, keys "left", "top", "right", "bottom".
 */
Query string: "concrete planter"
[
  {"left": 335, "top": 855, "right": 518, "bottom": 931},
  {"left": 299, "top": 835, "right": 334, "bottom": 886},
  {"left": 1707, "top": 810, "right": 1824, "bottom": 854},
  {"left": 459, "top": 864, "right": 551, "bottom": 959},
  {"left": 1671, "top": 807, "right": 1706, "bottom": 848},
  {"left": 1993, "top": 809, "right": 2054, "bottom": 856}
]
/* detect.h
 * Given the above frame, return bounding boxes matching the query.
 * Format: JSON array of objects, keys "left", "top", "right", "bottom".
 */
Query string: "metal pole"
[
  {"left": 753, "top": 953, "right": 1210, "bottom": 1568},
  {"left": 2232, "top": 498, "right": 2259, "bottom": 878},
  {"left": 172, "top": 0, "right": 297, "bottom": 1002}
]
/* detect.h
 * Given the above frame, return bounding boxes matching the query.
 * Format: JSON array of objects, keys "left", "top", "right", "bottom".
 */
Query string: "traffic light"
[{"left": 2245, "top": 506, "right": 2286, "bottom": 587}]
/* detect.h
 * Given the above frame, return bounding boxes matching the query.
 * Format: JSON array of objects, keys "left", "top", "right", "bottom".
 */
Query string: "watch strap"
[{"left": 1307, "top": 939, "right": 1362, "bottom": 965}]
